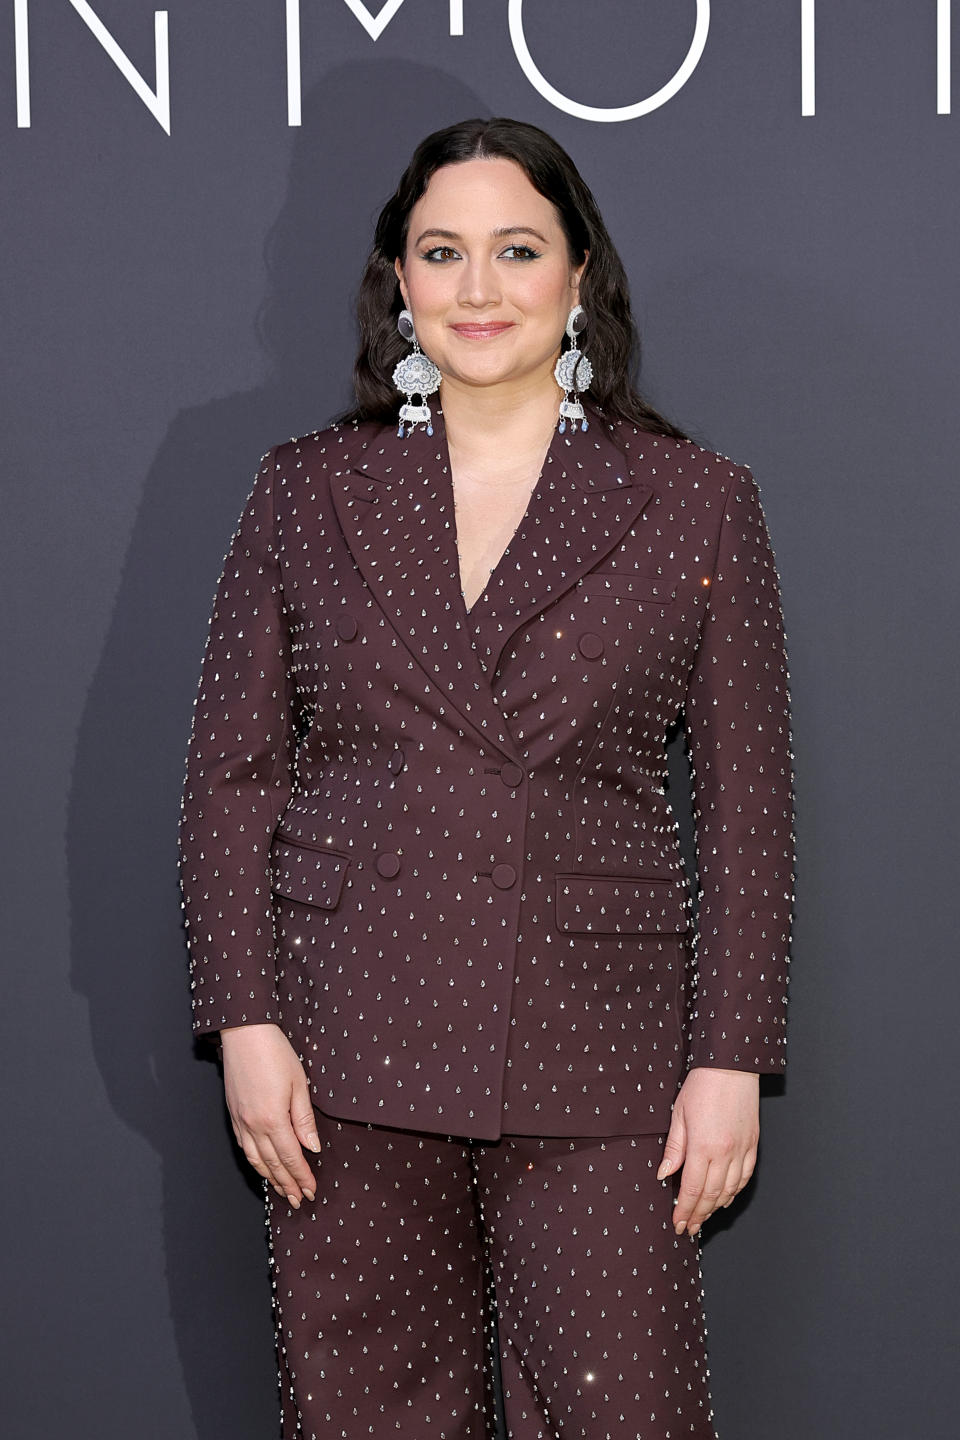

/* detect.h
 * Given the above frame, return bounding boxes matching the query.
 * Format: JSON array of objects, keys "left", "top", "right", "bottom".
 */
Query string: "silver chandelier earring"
[
  {"left": 393, "top": 309, "right": 442, "bottom": 438},
  {"left": 554, "top": 304, "right": 593, "bottom": 433}
]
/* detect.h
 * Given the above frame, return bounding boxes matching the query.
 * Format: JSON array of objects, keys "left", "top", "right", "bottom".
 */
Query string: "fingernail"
[
  {"left": 675, "top": 1223, "right": 685, "bottom": 1235},
  {"left": 307, "top": 1138, "right": 321, "bottom": 1153},
  {"left": 303, "top": 1189, "right": 315, "bottom": 1203},
  {"left": 286, "top": 1193, "right": 300, "bottom": 1208}
]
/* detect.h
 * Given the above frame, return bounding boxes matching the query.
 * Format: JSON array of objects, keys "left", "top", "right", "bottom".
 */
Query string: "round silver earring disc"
[{"left": 555, "top": 348, "right": 593, "bottom": 394}]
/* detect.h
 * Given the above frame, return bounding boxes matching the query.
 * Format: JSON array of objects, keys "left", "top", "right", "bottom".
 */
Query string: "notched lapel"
[{"left": 470, "top": 416, "right": 655, "bottom": 677}]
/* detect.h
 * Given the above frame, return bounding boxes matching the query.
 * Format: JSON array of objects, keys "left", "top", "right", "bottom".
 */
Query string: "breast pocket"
[
  {"left": 577, "top": 570, "right": 676, "bottom": 603},
  {"left": 269, "top": 833, "right": 351, "bottom": 911}
]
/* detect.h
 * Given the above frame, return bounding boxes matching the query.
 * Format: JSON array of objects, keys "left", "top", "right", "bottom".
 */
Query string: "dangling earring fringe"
[
  {"left": 554, "top": 304, "right": 593, "bottom": 433},
  {"left": 393, "top": 309, "right": 441, "bottom": 438}
]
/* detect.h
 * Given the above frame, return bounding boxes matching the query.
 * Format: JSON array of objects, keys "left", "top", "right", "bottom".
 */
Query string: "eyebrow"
[{"left": 413, "top": 225, "right": 551, "bottom": 247}]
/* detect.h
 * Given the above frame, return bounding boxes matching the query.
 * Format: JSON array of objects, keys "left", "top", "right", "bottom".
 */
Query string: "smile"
[{"left": 450, "top": 323, "right": 516, "bottom": 339}]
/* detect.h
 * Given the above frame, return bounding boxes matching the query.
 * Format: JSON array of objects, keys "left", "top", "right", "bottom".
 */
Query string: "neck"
[{"left": 438, "top": 371, "right": 561, "bottom": 459}]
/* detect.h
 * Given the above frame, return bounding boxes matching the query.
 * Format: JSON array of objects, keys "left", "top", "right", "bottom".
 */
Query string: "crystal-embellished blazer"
[{"left": 179, "top": 407, "right": 795, "bottom": 1141}]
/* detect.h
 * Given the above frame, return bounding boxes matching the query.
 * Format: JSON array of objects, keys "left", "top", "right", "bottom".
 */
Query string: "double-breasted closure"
[{"left": 179, "top": 407, "right": 795, "bottom": 1140}]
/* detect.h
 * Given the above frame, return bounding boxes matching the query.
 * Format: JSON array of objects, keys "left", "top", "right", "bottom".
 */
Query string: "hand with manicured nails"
[
  {"left": 220, "top": 1023, "right": 321, "bottom": 1207},
  {"left": 657, "top": 1068, "right": 761, "bottom": 1236}
]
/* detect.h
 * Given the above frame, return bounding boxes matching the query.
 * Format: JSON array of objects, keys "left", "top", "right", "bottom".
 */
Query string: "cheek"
[
  {"left": 404, "top": 266, "right": 453, "bottom": 316},
  {"left": 510, "top": 264, "right": 575, "bottom": 318}
]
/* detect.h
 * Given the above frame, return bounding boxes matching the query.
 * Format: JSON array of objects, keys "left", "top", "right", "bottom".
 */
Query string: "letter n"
[{"left": 68, "top": 1, "right": 170, "bottom": 134}]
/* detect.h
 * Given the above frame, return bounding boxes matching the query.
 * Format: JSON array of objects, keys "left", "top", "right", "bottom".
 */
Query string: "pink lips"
[{"left": 450, "top": 323, "right": 515, "bottom": 340}]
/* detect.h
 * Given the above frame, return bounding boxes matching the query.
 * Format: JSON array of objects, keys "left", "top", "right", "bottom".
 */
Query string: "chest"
[
  {"left": 279, "top": 484, "right": 707, "bottom": 770},
  {"left": 452, "top": 475, "right": 540, "bottom": 613}
]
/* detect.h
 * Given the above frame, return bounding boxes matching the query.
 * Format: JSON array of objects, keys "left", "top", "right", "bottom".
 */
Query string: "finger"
[
  {"left": 290, "top": 1088, "right": 322, "bottom": 1158},
  {"left": 686, "top": 1160, "right": 737, "bottom": 1234},
  {"left": 272, "top": 1114, "right": 319, "bottom": 1202},
  {"left": 691, "top": 1150, "right": 752, "bottom": 1232},
  {"left": 656, "top": 1134, "right": 685, "bottom": 1182},
  {"left": 254, "top": 1135, "right": 303, "bottom": 1206},
  {"left": 235, "top": 1100, "right": 309, "bottom": 1202},
  {"left": 656, "top": 1115, "right": 687, "bottom": 1182},
  {"left": 259, "top": 1126, "right": 317, "bottom": 1206},
  {"left": 672, "top": 1153, "right": 709, "bottom": 1234},
  {"left": 239, "top": 1137, "right": 286, "bottom": 1197},
  {"left": 722, "top": 1148, "right": 758, "bottom": 1207},
  {"left": 682, "top": 1163, "right": 726, "bottom": 1235}
]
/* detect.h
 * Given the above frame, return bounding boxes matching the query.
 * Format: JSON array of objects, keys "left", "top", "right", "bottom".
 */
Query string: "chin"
[
  {"left": 468, "top": 373, "right": 531, "bottom": 395},
  {"left": 444, "top": 360, "right": 521, "bottom": 390}
]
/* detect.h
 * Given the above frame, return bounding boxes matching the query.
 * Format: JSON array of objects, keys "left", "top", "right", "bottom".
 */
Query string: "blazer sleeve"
[
  {"left": 178, "top": 447, "right": 299, "bottom": 1035},
  {"left": 683, "top": 464, "right": 796, "bottom": 1072}
]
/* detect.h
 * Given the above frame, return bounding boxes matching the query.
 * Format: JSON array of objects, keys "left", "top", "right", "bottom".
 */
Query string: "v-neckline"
[
  {"left": 438, "top": 410, "right": 564, "bottom": 621},
  {"left": 460, "top": 486, "right": 538, "bottom": 615}
]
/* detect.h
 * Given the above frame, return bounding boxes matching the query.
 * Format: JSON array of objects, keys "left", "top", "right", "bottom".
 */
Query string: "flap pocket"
[
  {"left": 555, "top": 872, "right": 689, "bottom": 934},
  {"left": 578, "top": 571, "right": 676, "bottom": 603},
  {"left": 269, "top": 834, "right": 350, "bottom": 911}
]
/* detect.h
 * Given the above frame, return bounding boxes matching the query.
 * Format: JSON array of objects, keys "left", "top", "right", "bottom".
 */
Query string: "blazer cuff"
[
  {"left": 687, "top": 1034, "right": 788, "bottom": 1073},
  {"left": 190, "top": 993, "right": 281, "bottom": 1036}
]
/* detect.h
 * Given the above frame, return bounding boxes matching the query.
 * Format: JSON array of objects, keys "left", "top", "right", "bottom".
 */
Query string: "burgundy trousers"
[{"left": 264, "top": 1112, "right": 717, "bottom": 1439}]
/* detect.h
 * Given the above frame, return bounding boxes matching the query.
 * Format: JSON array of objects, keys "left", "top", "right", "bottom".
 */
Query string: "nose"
[{"left": 456, "top": 256, "right": 502, "bottom": 309}]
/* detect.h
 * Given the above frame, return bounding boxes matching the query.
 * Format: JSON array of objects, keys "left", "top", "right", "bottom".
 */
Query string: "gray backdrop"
[{"left": 3, "top": 3, "right": 958, "bottom": 1437}]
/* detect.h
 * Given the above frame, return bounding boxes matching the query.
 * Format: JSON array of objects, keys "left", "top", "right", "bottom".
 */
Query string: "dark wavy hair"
[{"left": 338, "top": 117, "right": 686, "bottom": 441}]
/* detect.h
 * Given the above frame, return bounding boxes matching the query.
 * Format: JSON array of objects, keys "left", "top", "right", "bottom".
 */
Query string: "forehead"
[{"left": 411, "top": 157, "right": 559, "bottom": 230}]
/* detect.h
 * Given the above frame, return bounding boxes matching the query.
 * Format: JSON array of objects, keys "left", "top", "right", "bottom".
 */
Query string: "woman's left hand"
[{"left": 656, "top": 1067, "right": 760, "bottom": 1237}]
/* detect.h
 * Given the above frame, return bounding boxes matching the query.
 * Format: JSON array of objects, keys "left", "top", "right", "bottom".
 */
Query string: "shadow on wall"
[{"left": 67, "top": 62, "right": 490, "bottom": 1440}]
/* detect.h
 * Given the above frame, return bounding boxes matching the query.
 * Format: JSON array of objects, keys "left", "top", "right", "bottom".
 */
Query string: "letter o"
[{"left": 508, "top": 0, "right": 710, "bottom": 123}]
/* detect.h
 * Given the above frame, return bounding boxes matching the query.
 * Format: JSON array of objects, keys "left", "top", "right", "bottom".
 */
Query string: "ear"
[
  {"left": 571, "top": 250, "right": 589, "bottom": 304},
  {"left": 394, "top": 256, "right": 410, "bottom": 311}
]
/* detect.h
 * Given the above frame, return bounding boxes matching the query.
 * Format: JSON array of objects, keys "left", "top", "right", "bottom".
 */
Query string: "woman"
[{"left": 179, "top": 117, "right": 794, "bottom": 1439}]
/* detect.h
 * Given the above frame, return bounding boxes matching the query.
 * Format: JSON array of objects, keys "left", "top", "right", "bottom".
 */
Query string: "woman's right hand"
[{"left": 220, "top": 1023, "right": 321, "bottom": 1207}]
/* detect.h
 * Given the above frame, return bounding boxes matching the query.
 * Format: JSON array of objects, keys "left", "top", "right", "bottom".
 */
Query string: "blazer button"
[
  {"left": 335, "top": 615, "right": 359, "bottom": 641},
  {"left": 500, "top": 762, "right": 524, "bottom": 788},
  {"left": 376, "top": 852, "right": 401, "bottom": 878},
  {"left": 388, "top": 747, "right": 405, "bottom": 775},
  {"left": 491, "top": 863, "right": 517, "bottom": 889},
  {"left": 578, "top": 631, "right": 604, "bottom": 660}
]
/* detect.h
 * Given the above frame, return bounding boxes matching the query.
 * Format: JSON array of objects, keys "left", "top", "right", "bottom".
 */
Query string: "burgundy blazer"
[{"left": 178, "top": 407, "right": 795, "bottom": 1140}]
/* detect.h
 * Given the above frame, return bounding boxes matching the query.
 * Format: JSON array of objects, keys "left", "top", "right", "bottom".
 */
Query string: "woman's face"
[{"left": 395, "top": 157, "right": 587, "bottom": 400}]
